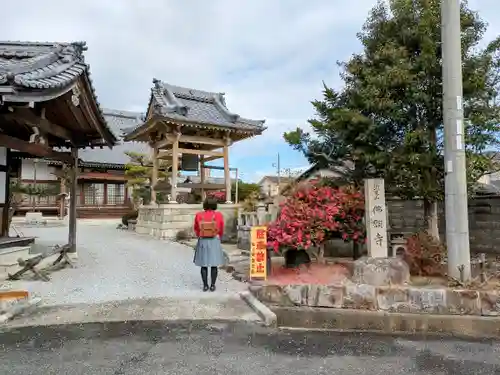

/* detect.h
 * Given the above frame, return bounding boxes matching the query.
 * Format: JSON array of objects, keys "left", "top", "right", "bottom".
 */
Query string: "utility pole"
[
  {"left": 272, "top": 153, "right": 281, "bottom": 195},
  {"left": 276, "top": 153, "right": 281, "bottom": 187},
  {"left": 441, "top": 0, "right": 471, "bottom": 280}
]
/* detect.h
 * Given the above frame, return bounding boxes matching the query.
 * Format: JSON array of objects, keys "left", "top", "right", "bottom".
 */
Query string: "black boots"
[{"left": 201, "top": 267, "right": 218, "bottom": 292}]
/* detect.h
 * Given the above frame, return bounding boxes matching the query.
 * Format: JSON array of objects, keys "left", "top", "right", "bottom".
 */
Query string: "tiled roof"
[
  {"left": 0, "top": 41, "right": 90, "bottom": 89},
  {"left": 0, "top": 40, "right": 116, "bottom": 145},
  {"left": 140, "top": 79, "right": 266, "bottom": 133},
  {"left": 78, "top": 109, "right": 150, "bottom": 165}
]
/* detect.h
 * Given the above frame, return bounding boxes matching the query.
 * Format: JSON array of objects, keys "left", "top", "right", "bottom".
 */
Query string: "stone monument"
[{"left": 364, "top": 178, "right": 388, "bottom": 258}]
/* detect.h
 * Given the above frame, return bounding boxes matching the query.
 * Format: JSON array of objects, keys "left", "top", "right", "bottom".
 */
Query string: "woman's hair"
[{"left": 203, "top": 198, "right": 218, "bottom": 211}]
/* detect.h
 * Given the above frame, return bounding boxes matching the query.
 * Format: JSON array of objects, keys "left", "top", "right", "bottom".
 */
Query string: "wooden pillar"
[
  {"left": 223, "top": 136, "right": 231, "bottom": 203},
  {"left": 199, "top": 155, "right": 206, "bottom": 201},
  {"left": 151, "top": 146, "right": 159, "bottom": 203},
  {"left": 68, "top": 147, "right": 78, "bottom": 254},
  {"left": 170, "top": 132, "right": 180, "bottom": 203},
  {"left": 0, "top": 148, "right": 10, "bottom": 237}
]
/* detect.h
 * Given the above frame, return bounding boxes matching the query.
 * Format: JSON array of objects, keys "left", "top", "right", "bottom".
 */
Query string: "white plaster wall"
[
  {"left": 260, "top": 179, "right": 278, "bottom": 197},
  {"left": 21, "top": 159, "right": 58, "bottom": 180}
]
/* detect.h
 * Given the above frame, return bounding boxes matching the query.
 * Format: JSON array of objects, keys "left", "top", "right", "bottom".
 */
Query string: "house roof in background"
[
  {"left": 77, "top": 109, "right": 149, "bottom": 166},
  {"left": 257, "top": 175, "right": 295, "bottom": 185}
]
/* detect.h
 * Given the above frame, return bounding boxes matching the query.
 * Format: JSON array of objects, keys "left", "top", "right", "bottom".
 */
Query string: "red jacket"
[{"left": 193, "top": 210, "right": 225, "bottom": 238}]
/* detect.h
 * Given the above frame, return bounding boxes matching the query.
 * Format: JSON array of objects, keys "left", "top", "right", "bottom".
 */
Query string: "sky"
[{"left": 2, "top": 0, "right": 500, "bottom": 183}]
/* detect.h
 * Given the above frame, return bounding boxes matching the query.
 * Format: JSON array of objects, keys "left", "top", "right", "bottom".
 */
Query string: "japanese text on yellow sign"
[{"left": 250, "top": 226, "right": 267, "bottom": 279}]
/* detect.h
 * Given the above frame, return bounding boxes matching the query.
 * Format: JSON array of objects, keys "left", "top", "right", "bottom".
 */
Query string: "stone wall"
[
  {"left": 252, "top": 283, "right": 500, "bottom": 316},
  {"left": 135, "top": 203, "right": 240, "bottom": 241},
  {"left": 388, "top": 196, "right": 500, "bottom": 254}
]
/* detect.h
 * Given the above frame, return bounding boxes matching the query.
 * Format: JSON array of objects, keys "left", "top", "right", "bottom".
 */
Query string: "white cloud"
[
  {"left": 0, "top": 0, "right": 376, "bottom": 154},
  {"left": 1, "top": 0, "right": 499, "bottom": 163}
]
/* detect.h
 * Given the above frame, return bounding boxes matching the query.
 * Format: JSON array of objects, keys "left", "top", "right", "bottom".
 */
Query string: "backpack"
[{"left": 199, "top": 212, "right": 218, "bottom": 238}]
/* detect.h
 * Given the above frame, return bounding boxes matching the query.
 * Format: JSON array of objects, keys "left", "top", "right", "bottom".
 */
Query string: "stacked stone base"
[
  {"left": 251, "top": 283, "right": 500, "bottom": 316},
  {"left": 250, "top": 256, "right": 500, "bottom": 317},
  {"left": 135, "top": 203, "right": 239, "bottom": 240}
]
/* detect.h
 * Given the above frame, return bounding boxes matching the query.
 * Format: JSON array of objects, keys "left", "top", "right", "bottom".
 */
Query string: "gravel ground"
[
  {"left": 7, "top": 221, "right": 247, "bottom": 306},
  {"left": 2, "top": 321, "right": 500, "bottom": 374}
]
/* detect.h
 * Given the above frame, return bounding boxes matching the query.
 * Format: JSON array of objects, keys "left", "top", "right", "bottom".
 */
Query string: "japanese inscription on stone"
[{"left": 364, "top": 178, "right": 388, "bottom": 257}]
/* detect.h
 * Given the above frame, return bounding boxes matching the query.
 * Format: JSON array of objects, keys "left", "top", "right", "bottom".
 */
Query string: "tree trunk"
[
  {"left": 423, "top": 199, "right": 440, "bottom": 241},
  {"left": 353, "top": 241, "right": 360, "bottom": 260},
  {"left": 317, "top": 243, "right": 325, "bottom": 264}
]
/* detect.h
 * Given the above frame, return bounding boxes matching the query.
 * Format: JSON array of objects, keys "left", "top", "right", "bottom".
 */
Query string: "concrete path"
[
  {"left": 6, "top": 296, "right": 261, "bottom": 328},
  {"left": 2, "top": 320, "right": 500, "bottom": 374},
  {"left": 4, "top": 221, "right": 249, "bottom": 308}
]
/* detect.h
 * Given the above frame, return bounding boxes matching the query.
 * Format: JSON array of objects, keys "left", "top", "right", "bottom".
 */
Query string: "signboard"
[
  {"left": 250, "top": 226, "right": 267, "bottom": 280},
  {"left": 364, "top": 178, "right": 388, "bottom": 257}
]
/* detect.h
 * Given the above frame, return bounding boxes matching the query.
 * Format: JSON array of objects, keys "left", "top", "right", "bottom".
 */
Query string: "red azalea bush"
[
  {"left": 267, "top": 180, "right": 365, "bottom": 253},
  {"left": 207, "top": 191, "right": 226, "bottom": 203}
]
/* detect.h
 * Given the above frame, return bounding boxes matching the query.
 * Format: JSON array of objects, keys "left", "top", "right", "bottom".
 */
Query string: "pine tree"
[
  {"left": 285, "top": 0, "right": 500, "bottom": 240},
  {"left": 124, "top": 151, "right": 170, "bottom": 206}
]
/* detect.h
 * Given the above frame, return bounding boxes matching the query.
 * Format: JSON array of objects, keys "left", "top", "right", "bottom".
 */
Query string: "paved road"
[
  {"left": 7, "top": 221, "right": 247, "bottom": 306},
  {"left": 1, "top": 321, "right": 500, "bottom": 374}
]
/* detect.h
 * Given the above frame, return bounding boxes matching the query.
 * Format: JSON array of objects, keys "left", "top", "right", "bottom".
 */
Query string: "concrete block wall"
[{"left": 387, "top": 196, "right": 500, "bottom": 254}]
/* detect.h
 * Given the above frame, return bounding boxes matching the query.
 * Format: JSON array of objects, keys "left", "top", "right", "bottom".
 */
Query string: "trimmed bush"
[{"left": 122, "top": 210, "right": 138, "bottom": 226}]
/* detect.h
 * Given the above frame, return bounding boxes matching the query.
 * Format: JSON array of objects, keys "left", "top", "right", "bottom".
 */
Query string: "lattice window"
[
  {"left": 106, "top": 184, "right": 125, "bottom": 205},
  {"left": 22, "top": 182, "right": 58, "bottom": 207},
  {"left": 83, "top": 183, "right": 105, "bottom": 206}
]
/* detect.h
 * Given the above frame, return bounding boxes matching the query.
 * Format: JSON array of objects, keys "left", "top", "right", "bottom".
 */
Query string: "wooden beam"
[
  {"left": 0, "top": 134, "right": 73, "bottom": 163},
  {"left": 202, "top": 164, "right": 237, "bottom": 171},
  {"left": 170, "top": 132, "right": 180, "bottom": 202},
  {"left": 157, "top": 148, "right": 223, "bottom": 159},
  {"left": 78, "top": 79, "right": 109, "bottom": 144},
  {"left": 223, "top": 143, "right": 231, "bottom": 202},
  {"left": 200, "top": 155, "right": 206, "bottom": 201},
  {"left": 174, "top": 134, "right": 226, "bottom": 146},
  {"left": 4, "top": 108, "right": 74, "bottom": 143},
  {"left": 203, "top": 155, "right": 224, "bottom": 162},
  {"left": 151, "top": 146, "right": 159, "bottom": 203},
  {"left": 64, "top": 96, "right": 91, "bottom": 144},
  {"left": 154, "top": 135, "right": 227, "bottom": 149},
  {"left": 179, "top": 148, "right": 223, "bottom": 157},
  {"left": 157, "top": 150, "right": 172, "bottom": 160}
]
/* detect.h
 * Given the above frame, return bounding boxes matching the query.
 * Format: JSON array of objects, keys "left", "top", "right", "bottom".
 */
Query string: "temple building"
[
  {"left": 0, "top": 40, "right": 117, "bottom": 253},
  {"left": 11, "top": 109, "right": 146, "bottom": 218},
  {"left": 124, "top": 79, "right": 265, "bottom": 239}
]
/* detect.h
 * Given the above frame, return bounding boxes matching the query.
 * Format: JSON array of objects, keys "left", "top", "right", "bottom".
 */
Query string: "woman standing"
[{"left": 193, "top": 198, "right": 226, "bottom": 291}]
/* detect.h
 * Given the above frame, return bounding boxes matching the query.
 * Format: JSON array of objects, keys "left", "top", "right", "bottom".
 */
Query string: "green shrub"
[
  {"left": 122, "top": 210, "right": 138, "bottom": 226},
  {"left": 175, "top": 229, "right": 190, "bottom": 242}
]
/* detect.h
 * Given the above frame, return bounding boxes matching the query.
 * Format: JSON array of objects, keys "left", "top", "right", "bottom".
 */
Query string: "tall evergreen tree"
[{"left": 285, "top": 0, "right": 500, "bottom": 240}]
